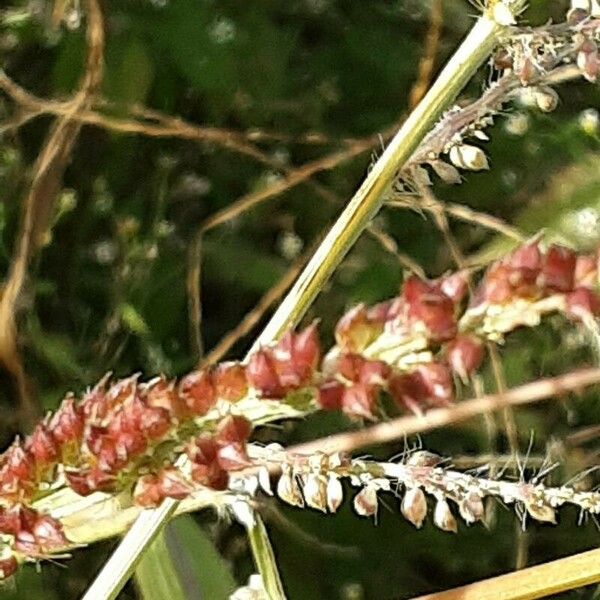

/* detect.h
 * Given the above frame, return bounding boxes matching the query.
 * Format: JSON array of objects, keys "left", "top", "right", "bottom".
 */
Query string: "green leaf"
[
  {"left": 120, "top": 303, "right": 150, "bottom": 337},
  {"left": 135, "top": 528, "right": 187, "bottom": 600},
  {"left": 164, "top": 515, "right": 237, "bottom": 600}
]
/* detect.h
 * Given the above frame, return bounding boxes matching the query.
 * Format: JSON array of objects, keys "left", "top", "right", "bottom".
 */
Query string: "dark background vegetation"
[{"left": 0, "top": 0, "right": 599, "bottom": 598}]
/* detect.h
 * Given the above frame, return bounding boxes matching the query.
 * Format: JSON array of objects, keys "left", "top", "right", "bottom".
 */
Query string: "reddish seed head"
[
  {"left": 178, "top": 370, "right": 216, "bottom": 416},
  {"left": 113, "top": 429, "right": 148, "bottom": 461},
  {"left": 0, "top": 505, "right": 37, "bottom": 536},
  {"left": 215, "top": 415, "right": 253, "bottom": 445},
  {"left": 290, "top": 323, "right": 321, "bottom": 375},
  {"left": 65, "top": 467, "right": 116, "bottom": 495},
  {"left": 540, "top": 245, "right": 576, "bottom": 292},
  {"left": 64, "top": 470, "right": 94, "bottom": 496},
  {"left": 271, "top": 326, "right": 320, "bottom": 390},
  {"left": 389, "top": 372, "right": 429, "bottom": 415},
  {"left": 4, "top": 443, "right": 34, "bottom": 483},
  {"left": 213, "top": 362, "right": 248, "bottom": 402},
  {"left": 337, "top": 353, "right": 365, "bottom": 382},
  {"left": 14, "top": 530, "right": 39, "bottom": 556},
  {"left": 139, "top": 406, "right": 172, "bottom": 441},
  {"left": 446, "top": 336, "right": 485, "bottom": 380},
  {"left": 317, "top": 380, "right": 345, "bottom": 411}
]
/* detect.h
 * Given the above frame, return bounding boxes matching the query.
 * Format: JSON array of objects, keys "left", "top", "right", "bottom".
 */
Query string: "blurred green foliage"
[{"left": 0, "top": 0, "right": 600, "bottom": 598}]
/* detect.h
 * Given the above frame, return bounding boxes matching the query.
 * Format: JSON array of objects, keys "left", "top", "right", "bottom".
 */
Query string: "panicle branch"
[{"left": 0, "top": 239, "right": 599, "bottom": 578}]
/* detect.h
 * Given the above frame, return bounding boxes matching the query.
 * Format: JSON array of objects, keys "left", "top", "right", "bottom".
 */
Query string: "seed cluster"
[{"left": 0, "top": 240, "right": 597, "bottom": 576}]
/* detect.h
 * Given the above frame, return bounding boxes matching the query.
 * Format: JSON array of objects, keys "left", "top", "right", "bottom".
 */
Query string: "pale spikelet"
[
  {"left": 303, "top": 474, "right": 327, "bottom": 512},
  {"left": 458, "top": 491, "right": 485, "bottom": 524},
  {"left": 326, "top": 476, "right": 344, "bottom": 513},
  {"left": 433, "top": 498, "right": 458, "bottom": 533},
  {"left": 448, "top": 145, "right": 489, "bottom": 171},
  {"left": 353, "top": 484, "right": 378, "bottom": 518},
  {"left": 533, "top": 86, "right": 559, "bottom": 113},
  {"left": 492, "top": 2, "right": 516, "bottom": 26},
  {"left": 525, "top": 500, "right": 556, "bottom": 524},
  {"left": 401, "top": 487, "right": 428, "bottom": 528},
  {"left": 257, "top": 466, "right": 273, "bottom": 496},
  {"left": 276, "top": 467, "right": 303, "bottom": 507}
]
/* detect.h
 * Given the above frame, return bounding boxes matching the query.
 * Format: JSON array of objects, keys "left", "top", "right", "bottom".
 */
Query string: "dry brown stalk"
[
  {"left": 0, "top": 0, "right": 105, "bottom": 428},
  {"left": 409, "top": 0, "right": 444, "bottom": 109},
  {"left": 287, "top": 368, "right": 600, "bottom": 456}
]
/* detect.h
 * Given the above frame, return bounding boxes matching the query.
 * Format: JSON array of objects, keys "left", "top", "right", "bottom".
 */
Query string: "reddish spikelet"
[
  {"left": 446, "top": 336, "right": 485, "bottom": 381},
  {"left": 188, "top": 437, "right": 228, "bottom": 490},
  {"left": 539, "top": 245, "right": 576, "bottom": 292},
  {"left": 335, "top": 304, "right": 383, "bottom": 352},
  {"left": 145, "top": 377, "right": 187, "bottom": 419},
  {"left": 133, "top": 474, "right": 163, "bottom": 507},
  {"left": 65, "top": 468, "right": 115, "bottom": 496},
  {"left": 48, "top": 397, "right": 84, "bottom": 450},
  {"left": 248, "top": 326, "right": 320, "bottom": 398},
  {"left": 214, "top": 415, "right": 253, "bottom": 470},
  {"left": 337, "top": 353, "right": 390, "bottom": 386},
  {"left": 403, "top": 276, "right": 457, "bottom": 341},
  {"left": 134, "top": 468, "right": 192, "bottom": 507},
  {"left": 26, "top": 425, "right": 58, "bottom": 474},
  {"left": 31, "top": 515, "right": 68, "bottom": 552},
  {"left": 213, "top": 363, "right": 248, "bottom": 402},
  {"left": 574, "top": 254, "right": 597, "bottom": 288},
  {"left": 341, "top": 384, "right": 378, "bottom": 420},
  {"left": 317, "top": 380, "right": 345, "bottom": 411},
  {"left": 566, "top": 287, "right": 600, "bottom": 320},
  {"left": 178, "top": 370, "right": 216, "bottom": 416},
  {"left": 0, "top": 557, "right": 17, "bottom": 579},
  {"left": 438, "top": 272, "right": 469, "bottom": 304},
  {"left": 0, "top": 443, "right": 35, "bottom": 500},
  {"left": 247, "top": 349, "right": 285, "bottom": 398},
  {"left": 389, "top": 362, "right": 453, "bottom": 414}
]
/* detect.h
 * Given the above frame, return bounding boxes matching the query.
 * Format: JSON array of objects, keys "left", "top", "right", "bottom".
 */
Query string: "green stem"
[
  {"left": 245, "top": 512, "right": 286, "bottom": 600},
  {"left": 82, "top": 3, "right": 524, "bottom": 599}
]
